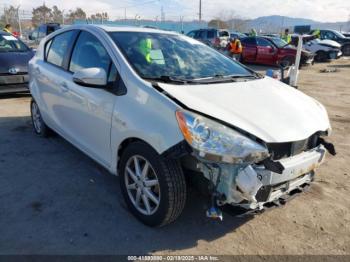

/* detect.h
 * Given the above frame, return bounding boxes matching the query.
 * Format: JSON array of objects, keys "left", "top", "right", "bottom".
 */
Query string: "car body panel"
[{"left": 158, "top": 77, "right": 330, "bottom": 143}]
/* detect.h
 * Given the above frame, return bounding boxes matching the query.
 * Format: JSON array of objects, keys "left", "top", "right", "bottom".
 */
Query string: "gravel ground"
[{"left": 0, "top": 59, "right": 349, "bottom": 255}]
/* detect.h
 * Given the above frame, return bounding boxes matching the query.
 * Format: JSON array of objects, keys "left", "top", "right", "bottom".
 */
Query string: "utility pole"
[
  {"left": 124, "top": 8, "right": 127, "bottom": 20},
  {"left": 17, "top": 6, "right": 22, "bottom": 38},
  {"left": 62, "top": 10, "right": 65, "bottom": 25},
  {"left": 199, "top": 0, "right": 202, "bottom": 22},
  {"left": 4, "top": 6, "right": 9, "bottom": 24},
  {"left": 180, "top": 16, "right": 185, "bottom": 34}
]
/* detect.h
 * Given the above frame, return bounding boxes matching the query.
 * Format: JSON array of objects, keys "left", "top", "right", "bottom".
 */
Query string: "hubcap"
[
  {"left": 125, "top": 155, "right": 160, "bottom": 216},
  {"left": 31, "top": 102, "right": 42, "bottom": 133}
]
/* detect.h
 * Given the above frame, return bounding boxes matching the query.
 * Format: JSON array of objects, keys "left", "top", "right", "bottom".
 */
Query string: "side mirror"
[
  {"left": 73, "top": 67, "right": 107, "bottom": 88},
  {"left": 268, "top": 46, "right": 274, "bottom": 53}
]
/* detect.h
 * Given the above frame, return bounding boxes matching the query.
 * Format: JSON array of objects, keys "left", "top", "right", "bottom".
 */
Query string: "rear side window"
[
  {"left": 207, "top": 30, "right": 215, "bottom": 39},
  {"left": 219, "top": 31, "right": 229, "bottom": 37},
  {"left": 46, "top": 31, "right": 76, "bottom": 67},
  {"left": 69, "top": 31, "right": 110, "bottom": 74},
  {"left": 257, "top": 38, "right": 272, "bottom": 47},
  {"left": 198, "top": 30, "right": 206, "bottom": 39},
  {"left": 241, "top": 37, "right": 256, "bottom": 45}
]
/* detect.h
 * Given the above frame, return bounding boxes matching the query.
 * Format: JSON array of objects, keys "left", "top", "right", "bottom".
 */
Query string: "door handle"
[{"left": 60, "top": 82, "right": 69, "bottom": 92}]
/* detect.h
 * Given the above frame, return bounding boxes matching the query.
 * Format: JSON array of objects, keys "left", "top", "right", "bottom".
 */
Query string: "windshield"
[
  {"left": 109, "top": 32, "right": 254, "bottom": 82},
  {"left": 269, "top": 37, "right": 289, "bottom": 48},
  {"left": 0, "top": 34, "right": 29, "bottom": 52},
  {"left": 332, "top": 30, "right": 346, "bottom": 38}
]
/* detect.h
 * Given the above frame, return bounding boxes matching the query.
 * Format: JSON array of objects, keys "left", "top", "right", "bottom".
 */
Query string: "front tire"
[
  {"left": 119, "top": 141, "right": 186, "bottom": 227},
  {"left": 315, "top": 51, "right": 328, "bottom": 62},
  {"left": 342, "top": 44, "right": 350, "bottom": 56},
  {"left": 30, "top": 99, "right": 50, "bottom": 137}
]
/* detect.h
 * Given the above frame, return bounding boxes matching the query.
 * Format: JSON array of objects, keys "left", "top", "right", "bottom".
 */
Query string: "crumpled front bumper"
[{"left": 203, "top": 145, "right": 327, "bottom": 210}]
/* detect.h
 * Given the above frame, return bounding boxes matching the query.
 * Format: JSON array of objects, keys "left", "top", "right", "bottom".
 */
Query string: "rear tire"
[
  {"left": 279, "top": 56, "right": 294, "bottom": 67},
  {"left": 30, "top": 99, "right": 51, "bottom": 137},
  {"left": 119, "top": 141, "right": 187, "bottom": 227}
]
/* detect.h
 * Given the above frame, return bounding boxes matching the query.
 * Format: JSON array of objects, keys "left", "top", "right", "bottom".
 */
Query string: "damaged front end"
[{"left": 175, "top": 109, "right": 335, "bottom": 219}]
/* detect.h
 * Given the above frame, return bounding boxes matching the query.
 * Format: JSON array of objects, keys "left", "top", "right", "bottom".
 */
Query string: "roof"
[{"left": 83, "top": 24, "right": 178, "bottom": 35}]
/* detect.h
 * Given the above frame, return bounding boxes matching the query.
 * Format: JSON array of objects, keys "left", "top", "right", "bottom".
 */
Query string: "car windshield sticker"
[{"left": 3, "top": 35, "right": 18, "bottom": 41}]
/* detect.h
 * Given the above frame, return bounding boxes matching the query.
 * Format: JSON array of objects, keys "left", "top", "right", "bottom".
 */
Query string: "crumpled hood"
[
  {"left": 315, "top": 39, "right": 341, "bottom": 48},
  {"left": 159, "top": 77, "right": 330, "bottom": 143},
  {"left": 0, "top": 51, "right": 34, "bottom": 74}
]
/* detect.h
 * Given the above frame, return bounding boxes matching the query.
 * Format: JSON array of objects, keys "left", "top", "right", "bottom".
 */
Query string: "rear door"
[
  {"left": 241, "top": 37, "right": 257, "bottom": 62},
  {"left": 59, "top": 31, "right": 119, "bottom": 166},
  {"left": 34, "top": 30, "right": 78, "bottom": 131},
  {"left": 256, "top": 38, "right": 276, "bottom": 65}
]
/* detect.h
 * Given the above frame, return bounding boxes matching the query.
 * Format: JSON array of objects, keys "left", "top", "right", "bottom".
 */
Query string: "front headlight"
[{"left": 175, "top": 110, "right": 269, "bottom": 164}]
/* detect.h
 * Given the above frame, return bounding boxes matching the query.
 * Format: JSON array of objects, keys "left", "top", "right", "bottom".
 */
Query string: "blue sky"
[{"left": 2, "top": 0, "right": 350, "bottom": 22}]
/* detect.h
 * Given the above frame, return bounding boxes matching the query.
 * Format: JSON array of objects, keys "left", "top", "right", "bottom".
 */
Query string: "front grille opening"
[{"left": 266, "top": 132, "right": 323, "bottom": 160}]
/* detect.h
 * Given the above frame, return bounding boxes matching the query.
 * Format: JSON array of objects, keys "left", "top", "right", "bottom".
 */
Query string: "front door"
[
  {"left": 256, "top": 38, "right": 276, "bottom": 65},
  {"left": 58, "top": 31, "right": 119, "bottom": 166}
]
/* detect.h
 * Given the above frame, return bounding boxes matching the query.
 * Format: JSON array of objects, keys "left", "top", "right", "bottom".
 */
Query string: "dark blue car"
[{"left": 0, "top": 31, "right": 34, "bottom": 94}]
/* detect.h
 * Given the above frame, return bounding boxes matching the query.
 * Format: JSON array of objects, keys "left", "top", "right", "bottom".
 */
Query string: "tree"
[
  {"left": 208, "top": 19, "right": 228, "bottom": 29},
  {"left": 0, "top": 5, "right": 20, "bottom": 30},
  {"left": 52, "top": 6, "right": 63, "bottom": 24},
  {"left": 66, "top": 8, "right": 86, "bottom": 23},
  {"left": 89, "top": 12, "right": 109, "bottom": 22},
  {"left": 32, "top": 4, "right": 52, "bottom": 26}
]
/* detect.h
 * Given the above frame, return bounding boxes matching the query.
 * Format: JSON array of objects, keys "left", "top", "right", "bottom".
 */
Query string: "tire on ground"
[
  {"left": 315, "top": 51, "right": 328, "bottom": 62},
  {"left": 30, "top": 99, "right": 51, "bottom": 137},
  {"left": 119, "top": 141, "right": 187, "bottom": 227}
]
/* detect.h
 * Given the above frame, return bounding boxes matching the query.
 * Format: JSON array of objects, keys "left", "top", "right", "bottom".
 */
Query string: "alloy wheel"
[
  {"left": 124, "top": 155, "right": 161, "bottom": 216},
  {"left": 31, "top": 102, "right": 42, "bottom": 133}
]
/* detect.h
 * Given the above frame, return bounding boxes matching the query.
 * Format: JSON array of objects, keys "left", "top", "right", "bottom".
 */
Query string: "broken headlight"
[{"left": 176, "top": 110, "right": 269, "bottom": 164}]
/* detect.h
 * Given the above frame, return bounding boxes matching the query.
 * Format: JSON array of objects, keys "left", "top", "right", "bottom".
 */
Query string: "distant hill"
[{"left": 228, "top": 15, "right": 349, "bottom": 33}]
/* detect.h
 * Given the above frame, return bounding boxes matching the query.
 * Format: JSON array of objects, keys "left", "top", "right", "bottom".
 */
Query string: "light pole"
[{"left": 17, "top": 5, "right": 22, "bottom": 38}]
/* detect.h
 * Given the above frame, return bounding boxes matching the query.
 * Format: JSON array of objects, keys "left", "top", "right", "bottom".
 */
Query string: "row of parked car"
[{"left": 186, "top": 28, "right": 350, "bottom": 67}]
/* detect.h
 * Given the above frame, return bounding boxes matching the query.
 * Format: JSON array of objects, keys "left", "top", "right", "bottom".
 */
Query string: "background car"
[
  {"left": 29, "top": 23, "right": 61, "bottom": 44},
  {"left": 291, "top": 34, "right": 342, "bottom": 62},
  {"left": 230, "top": 31, "right": 246, "bottom": 39},
  {"left": 186, "top": 28, "right": 230, "bottom": 49},
  {"left": 0, "top": 31, "right": 34, "bottom": 94},
  {"left": 240, "top": 36, "right": 314, "bottom": 67},
  {"left": 310, "top": 29, "right": 350, "bottom": 56}
]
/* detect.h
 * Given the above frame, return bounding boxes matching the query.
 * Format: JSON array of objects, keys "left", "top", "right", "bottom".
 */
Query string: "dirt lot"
[{"left": 0, "top": 59, "right": 349, "bottom": 255}]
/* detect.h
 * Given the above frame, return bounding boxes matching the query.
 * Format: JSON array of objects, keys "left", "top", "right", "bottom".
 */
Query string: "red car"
[{"left": 240, "top": 36, "right": 314, "bottom": 67}]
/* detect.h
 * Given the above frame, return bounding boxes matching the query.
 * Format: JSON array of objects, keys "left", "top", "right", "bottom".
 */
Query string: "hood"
[
  {"left": 0, "top": 50, "right": 34, "bottom": 74},
  {"left": 317, "top": 39, "right": 341, "bottom": 48},
  {"left": 159, "top": 77, "right": 330, "bottom": 143}
]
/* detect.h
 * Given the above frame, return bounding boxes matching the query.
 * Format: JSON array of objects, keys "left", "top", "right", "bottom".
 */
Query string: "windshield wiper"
[
  {"left": 143, "top": 75, "right": 197, "bottom": 84},
  {"left": 191, "top": 74, "right": 260, "bottom": 83}
]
